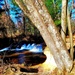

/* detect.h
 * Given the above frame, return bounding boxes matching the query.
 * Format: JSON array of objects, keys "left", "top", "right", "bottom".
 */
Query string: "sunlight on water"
[
  {"left": 0, "top": 43, "right": 43, "bottom": 53},
  {"left": 0, "top": 43, "right": 43, "bottom": 64},
  {"left": 30, "top": 44, "right": 43, "bottom": 53},
  {"left": 20, "top": 44, "right": 27, "bottom": 50}
]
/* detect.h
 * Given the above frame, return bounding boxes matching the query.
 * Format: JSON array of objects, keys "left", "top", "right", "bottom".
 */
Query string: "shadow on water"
[{"left": 0, "top": 34, "right": 45, "bottom": 49}]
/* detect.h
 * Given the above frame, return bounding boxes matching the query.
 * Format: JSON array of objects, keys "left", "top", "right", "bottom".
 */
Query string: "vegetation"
[
  {"left": 0, "top": 0, "right": 75, "bottom": 75},
  {"left": 44, "top": 0, "right": 61, "bottom": 26}
]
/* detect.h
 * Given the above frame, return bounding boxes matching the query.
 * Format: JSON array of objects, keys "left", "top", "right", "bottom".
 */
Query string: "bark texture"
[
  {"left": 67, "top": 9, "right": 74, "bottom": 60},
  {"left": 15, "top": 0, "right": 73, "bottom": 72},
  {"left": 61, "top": 0, "right": 67, "bottom": 42},
  {"left": 33, "top": 0, "right": 73, "bottom": 71}
]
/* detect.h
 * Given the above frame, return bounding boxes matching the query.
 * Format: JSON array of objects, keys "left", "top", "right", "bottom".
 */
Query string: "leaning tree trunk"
[
  {"left": 15, "top": 0, "right": 73, "bottom": 72},
  {"left": 32, "top": 0, "right": 73, "bottom": 71}
]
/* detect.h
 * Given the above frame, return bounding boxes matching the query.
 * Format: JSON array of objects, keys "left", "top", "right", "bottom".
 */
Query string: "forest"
[{"left": 0, "top": 0, "right": 75, "bottom": 75}]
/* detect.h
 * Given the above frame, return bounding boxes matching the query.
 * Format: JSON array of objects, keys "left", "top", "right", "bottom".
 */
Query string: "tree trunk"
[
  {"left": 61, "top": 0, "right": 67, "bottom": 42},
  {"left": 67, "top": 9, "right": 74, "bottom": 60},
  {"left": 15, "top": 0, "right": 73, "bottom": 72},
  {"left": 33, "top": 0, "right": 73, "bottom": 71}
]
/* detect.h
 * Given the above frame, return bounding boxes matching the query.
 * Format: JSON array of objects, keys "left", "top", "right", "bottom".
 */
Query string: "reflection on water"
[
  {"left": 0, "top": 43, "right": 46, "bottom": 65},
  {"left": 0, "top": 43, "right": 43, "bottom": 53}
]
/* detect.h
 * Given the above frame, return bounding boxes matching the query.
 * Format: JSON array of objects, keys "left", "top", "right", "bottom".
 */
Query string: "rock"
[{"left": 0, "top": 12, "right": 24, "bottom": 38}]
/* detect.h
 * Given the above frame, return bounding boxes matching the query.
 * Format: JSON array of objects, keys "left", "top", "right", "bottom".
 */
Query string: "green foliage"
[
  {"left": 44, "top": 0, "right": 61, "bottom": 26},
  {"left": 54, "top": 20, "right": 61, "bottom": 26},
  {"left": 44, "top": 0, "right": 55, "bottom": 19},
  {"left": 12, "top": 0, "right": 18, "bottom": 6},
  {"left": 25, "top": 16, "right": 40, "bottom": 35},
  {"left": 13, "top": 0, "right": 61, "bottom": 26}
]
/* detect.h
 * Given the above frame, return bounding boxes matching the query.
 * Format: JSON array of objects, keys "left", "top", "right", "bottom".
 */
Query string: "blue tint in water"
[
  {"left": 29, "top": 44, "right": 43, "bottom": 53},
  {"left": 15, "top": 47, "right": 25, "bottom": 64},
  {"left": 0, "top": 43, "right": 43, "bottom": 53},
  {"left": 29, "top": 43, "right": 36, "bottom": 50},
  {"left": 36, "top": 44, "right": 43, "bottom": 52},
  {"left": 18, "top": 54, "right": 25, "bottom": 64},
  {"left": 0, "top": 47, "right": 9, "bottom": 52},
  {"left": 21, "top": 44, "right": 27, "bottom": 50}
]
